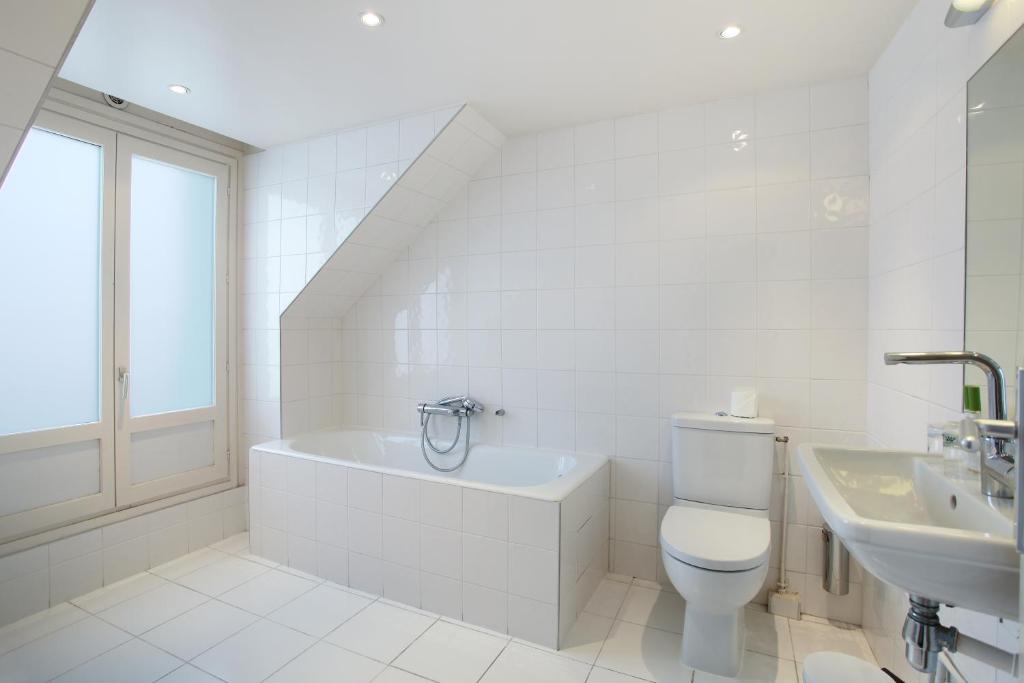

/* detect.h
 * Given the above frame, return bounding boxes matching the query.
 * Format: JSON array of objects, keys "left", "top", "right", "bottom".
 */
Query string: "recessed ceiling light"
[
  {"left": 720, "top": 25, "right": 742, "bottom": 39},
  {"left": 168, "top": 84, "right": 190, "bottom": 95},
  {"left": 360, "top": 11, "right": 384, "bottom": 27}
]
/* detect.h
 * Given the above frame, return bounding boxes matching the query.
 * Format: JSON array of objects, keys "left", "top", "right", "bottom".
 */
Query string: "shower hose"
[{"left": 420, "top": 411, "right": 472, "bottom": 472}]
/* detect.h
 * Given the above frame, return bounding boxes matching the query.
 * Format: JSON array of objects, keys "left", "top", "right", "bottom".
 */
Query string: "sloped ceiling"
[
  {"left": 283, "top": 105, "right": 504, "bottom": 322},
  {"left": 0, "top": 0, "right": 94, "bottom": 185}
]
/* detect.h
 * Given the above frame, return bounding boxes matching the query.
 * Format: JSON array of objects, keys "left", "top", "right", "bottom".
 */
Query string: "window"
[
  {"left": 129, "top": 155, "right": 217, "bottom": 418},
  {"left": 114, "top": 136, "right": 230, "bottom": 506},
  {"left": 0, "top": 111, "right": 233, "bottom": 542},
  {"left": 0, "top": 128, "right": 103, "bottom": 436}
]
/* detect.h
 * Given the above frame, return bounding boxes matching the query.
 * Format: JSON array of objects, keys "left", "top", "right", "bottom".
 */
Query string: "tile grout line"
[{"left": 11, "top": 532, "right": 871, "bottom": 682}]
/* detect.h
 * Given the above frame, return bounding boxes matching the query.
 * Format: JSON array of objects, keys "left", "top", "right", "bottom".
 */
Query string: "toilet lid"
[
  {"left": 660, "top": 505, "right": 770, "bottom": 572},
  {"left": 802, "top": 652, "right": 891, "bottom": 683}
]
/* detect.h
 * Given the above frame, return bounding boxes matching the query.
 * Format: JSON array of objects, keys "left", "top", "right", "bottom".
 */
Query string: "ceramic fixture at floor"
[{"left": 659, "top": 413, "right": 775, "bottom": 677}]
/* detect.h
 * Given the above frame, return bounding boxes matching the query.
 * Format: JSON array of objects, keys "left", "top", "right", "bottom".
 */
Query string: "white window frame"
[
  {"left": 0, "top": 91, "right": 240, "bottom": 548},
  {"left": 113, "top": 135, "right": 231, "bottom": 506},
  {"left": 0, "top": 110, "right": 117, "bottom": 541}
]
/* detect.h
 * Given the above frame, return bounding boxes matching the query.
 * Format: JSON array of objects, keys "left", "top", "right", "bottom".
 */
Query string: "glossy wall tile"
[{"left": 312, "top": 78, "right": 873, "bottom": 622}]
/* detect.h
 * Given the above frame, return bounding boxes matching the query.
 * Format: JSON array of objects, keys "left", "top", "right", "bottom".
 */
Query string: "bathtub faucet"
[
  {"left": 417, "top": 396, "right": 484, "bottom": 473},
  {"left": 417, "top": 396, "right": 484, "bottom": 422}
]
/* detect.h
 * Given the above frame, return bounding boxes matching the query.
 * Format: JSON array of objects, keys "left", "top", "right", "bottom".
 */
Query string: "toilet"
[
  {"left": 802, "top": 652, "right": 892, "bottom": 683},
  {"left": 659, "top": 412, "right": 775, "bottom": 677}
]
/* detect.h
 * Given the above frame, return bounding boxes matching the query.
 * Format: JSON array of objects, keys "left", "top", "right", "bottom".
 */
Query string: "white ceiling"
[{"left": 60, "top": 0, "right": 916, "bottom": 149}]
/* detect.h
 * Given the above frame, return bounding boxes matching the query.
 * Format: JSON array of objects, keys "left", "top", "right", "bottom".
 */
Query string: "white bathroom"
[{"left": 0, "top": 0, "right": 1022, "bottom": 681}]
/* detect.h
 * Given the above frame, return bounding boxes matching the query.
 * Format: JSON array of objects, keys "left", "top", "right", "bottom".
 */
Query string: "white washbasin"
[{"left": 798, "top": 444, "right": 1018, "bottom": 619}]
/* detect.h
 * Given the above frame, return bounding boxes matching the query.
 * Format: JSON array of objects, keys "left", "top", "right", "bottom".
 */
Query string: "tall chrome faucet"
[{"left": 883, "top": 351, "right": 1016, "bottom": 499}]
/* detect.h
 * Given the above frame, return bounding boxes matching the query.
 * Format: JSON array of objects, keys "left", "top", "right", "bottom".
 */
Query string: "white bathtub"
[
  {"left": 248, "top": 429, "right": 610, "bottom": 649},
  {"left": 257, "top": 429, "right": 604, "bottom": 500}
]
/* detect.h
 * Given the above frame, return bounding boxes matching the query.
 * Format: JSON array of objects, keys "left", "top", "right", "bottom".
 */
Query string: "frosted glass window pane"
[
  {"left": 0, "top": 129, "right": 101, "bottom": 436},
  {"left": 130, "top": 155, "right": 216, "bottom": 417}
]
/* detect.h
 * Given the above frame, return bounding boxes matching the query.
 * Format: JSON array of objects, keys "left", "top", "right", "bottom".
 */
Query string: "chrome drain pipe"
[
  {"left": 903, "top": 595, "right": 1018, "bottom": 681},
  {"left": 903, "top": 595, "right": 956, "bottom": 674}
]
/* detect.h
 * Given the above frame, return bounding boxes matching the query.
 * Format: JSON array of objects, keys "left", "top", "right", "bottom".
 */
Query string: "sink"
[{"left": 798, "top": 444, "right": 1018, "bottom": 619}]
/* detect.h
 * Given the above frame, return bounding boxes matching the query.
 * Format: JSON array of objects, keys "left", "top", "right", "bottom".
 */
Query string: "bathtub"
[{"left": 248, "top": 429, "right": 610, "bottom": 649}]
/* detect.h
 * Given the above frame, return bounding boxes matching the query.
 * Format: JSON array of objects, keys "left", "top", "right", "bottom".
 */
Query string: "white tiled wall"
[
  {"left": 331, "top": 78, "right": 873, "bottom": 622},
  {"left": 0, "top": 488, "right": 246, "bottom": 628},
  {"left": 248, "top": 447, "right": 608, "bottom": 649},
  {"left": 240, "top": 106, "right": 464, "bottom": 476},
  {"left": 0, "top": 1, "right": 91, "bottom": 183},
  {"left": 866, "top": 0, "right": 1024, "bottom": 679},
  {"left": 275, "top": 108, "right": 506, "bottom": 438}
]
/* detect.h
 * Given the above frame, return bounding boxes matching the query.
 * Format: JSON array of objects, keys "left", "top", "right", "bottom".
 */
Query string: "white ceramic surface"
[
  {"left": 253, "top": 428, "right": 607, "bottom": 501},
  {"left": 797, "top": 443, "right": 1017, "bottom": 619}
]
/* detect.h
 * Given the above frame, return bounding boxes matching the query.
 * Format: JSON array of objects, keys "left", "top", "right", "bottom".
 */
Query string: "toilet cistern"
[{"left": 658, "top": 412, "right": 775, "bottom": 677}]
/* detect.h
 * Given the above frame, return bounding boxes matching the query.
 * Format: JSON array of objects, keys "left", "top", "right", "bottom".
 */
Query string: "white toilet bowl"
[{"left": 660, "top": 501, "right": 771, "bottom": 677}]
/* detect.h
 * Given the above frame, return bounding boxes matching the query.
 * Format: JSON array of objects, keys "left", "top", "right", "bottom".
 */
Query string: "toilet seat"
[
  {"left": 660, "top": 504, "right": 770, "bottom": 572},
  {"left": 802, "top": 652, "right": 891, "bottom": 683}
]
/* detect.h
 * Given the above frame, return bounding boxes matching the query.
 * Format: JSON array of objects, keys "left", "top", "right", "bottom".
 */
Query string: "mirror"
[{"left": 965, "top": 26, "right": 1024, "bottom": 410}]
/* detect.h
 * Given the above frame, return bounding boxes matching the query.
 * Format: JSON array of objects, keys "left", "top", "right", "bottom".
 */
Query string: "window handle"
[{"left": 118, "top": 367, "right": 129, "bottom": 400}]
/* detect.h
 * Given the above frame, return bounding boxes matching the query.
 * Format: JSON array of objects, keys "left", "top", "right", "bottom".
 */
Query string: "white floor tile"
[
  {"left": 788, "top": 619, "right": 874, "bottom": 664},
  {"left": 192, "top": 619, "right": 315, "bottom": 683},
  {"left": 268, "top": 583, "right": 373, "bottom": 637},
  {"left": 559, "top": 611, "right": 615, "bottom": 665},
  {"left": 392, "top": 620, "right": 508, "bottom": 683},
  {"left": 210, "top": 533, "right": 250, "bottom": 555},
  {"left": 324, "top": 602, "right": 435, "bottom": 663},
  {"left": 744, "top": 609, "right": 794, "bottom": 661},
  {"left": 218, "top": 569, "right": 318, "bottom": 616},
  {"left": 234, "top": 552, "right": 279, "bottom": 568},
  {"left": 617, "top": 585, "right": 685, "bottom": 634},
  {"left": 158, "top": 664, "right": 224, "bottom": 682},
  {"left": 587, "top": 667, "right": 653, "bottom": 683},
  {"left": 150, "top": 549, "right": 230, "bottom": 580},
  {"left": 175, "top": 556, "right": 270, "bottom": 596},
  {"left": 0, "top": 529, "right": 888, "bottom": 683},
  {"left": 0, "top": 616, "right": 131, "bottom": 682},
  {"left": 378, "top": 597, "right": 439, "bottom": 619},
  {"left": 692, "top": 650, "right": 798, "bottom": 683},
  {"left": 584, "top": 578, "right": 630, "bottom": 618},
  {"left": 595, "top": 619, "right": 694, "bottom": 682},
  {"left": 0, "top": 602, "right": 89, "bottom": 657},
  {"left": 98, "top": 582, "right": 208, "bottom": 635},
  {"left": 481, "top": 642, "right": 590, "bottom": 683},
  {"left": 265, "top": 641, "right": 385, "bottom": 682},
  {"left": 373, "top": 668, "right": 434, "bottom": 683},
  {"left": 52, "top": 637, "right": 182, "bottom": 683},
  {"left": 275, "top": 565, "right": 324, "bottom": 583},
  {"left": 71, "top": 572, "right": 168, "bottom": 614},
  {"left": 141, "top": 600, "right": 257, "bottom": 660}
]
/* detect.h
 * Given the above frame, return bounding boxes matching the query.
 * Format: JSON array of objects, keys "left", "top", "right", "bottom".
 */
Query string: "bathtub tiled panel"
[
  {"left": 558, "top": 462, "right": 610, "bottom": 646},
  {"left": 249, "top": 449, "right": 609, "bottom": 649}
]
